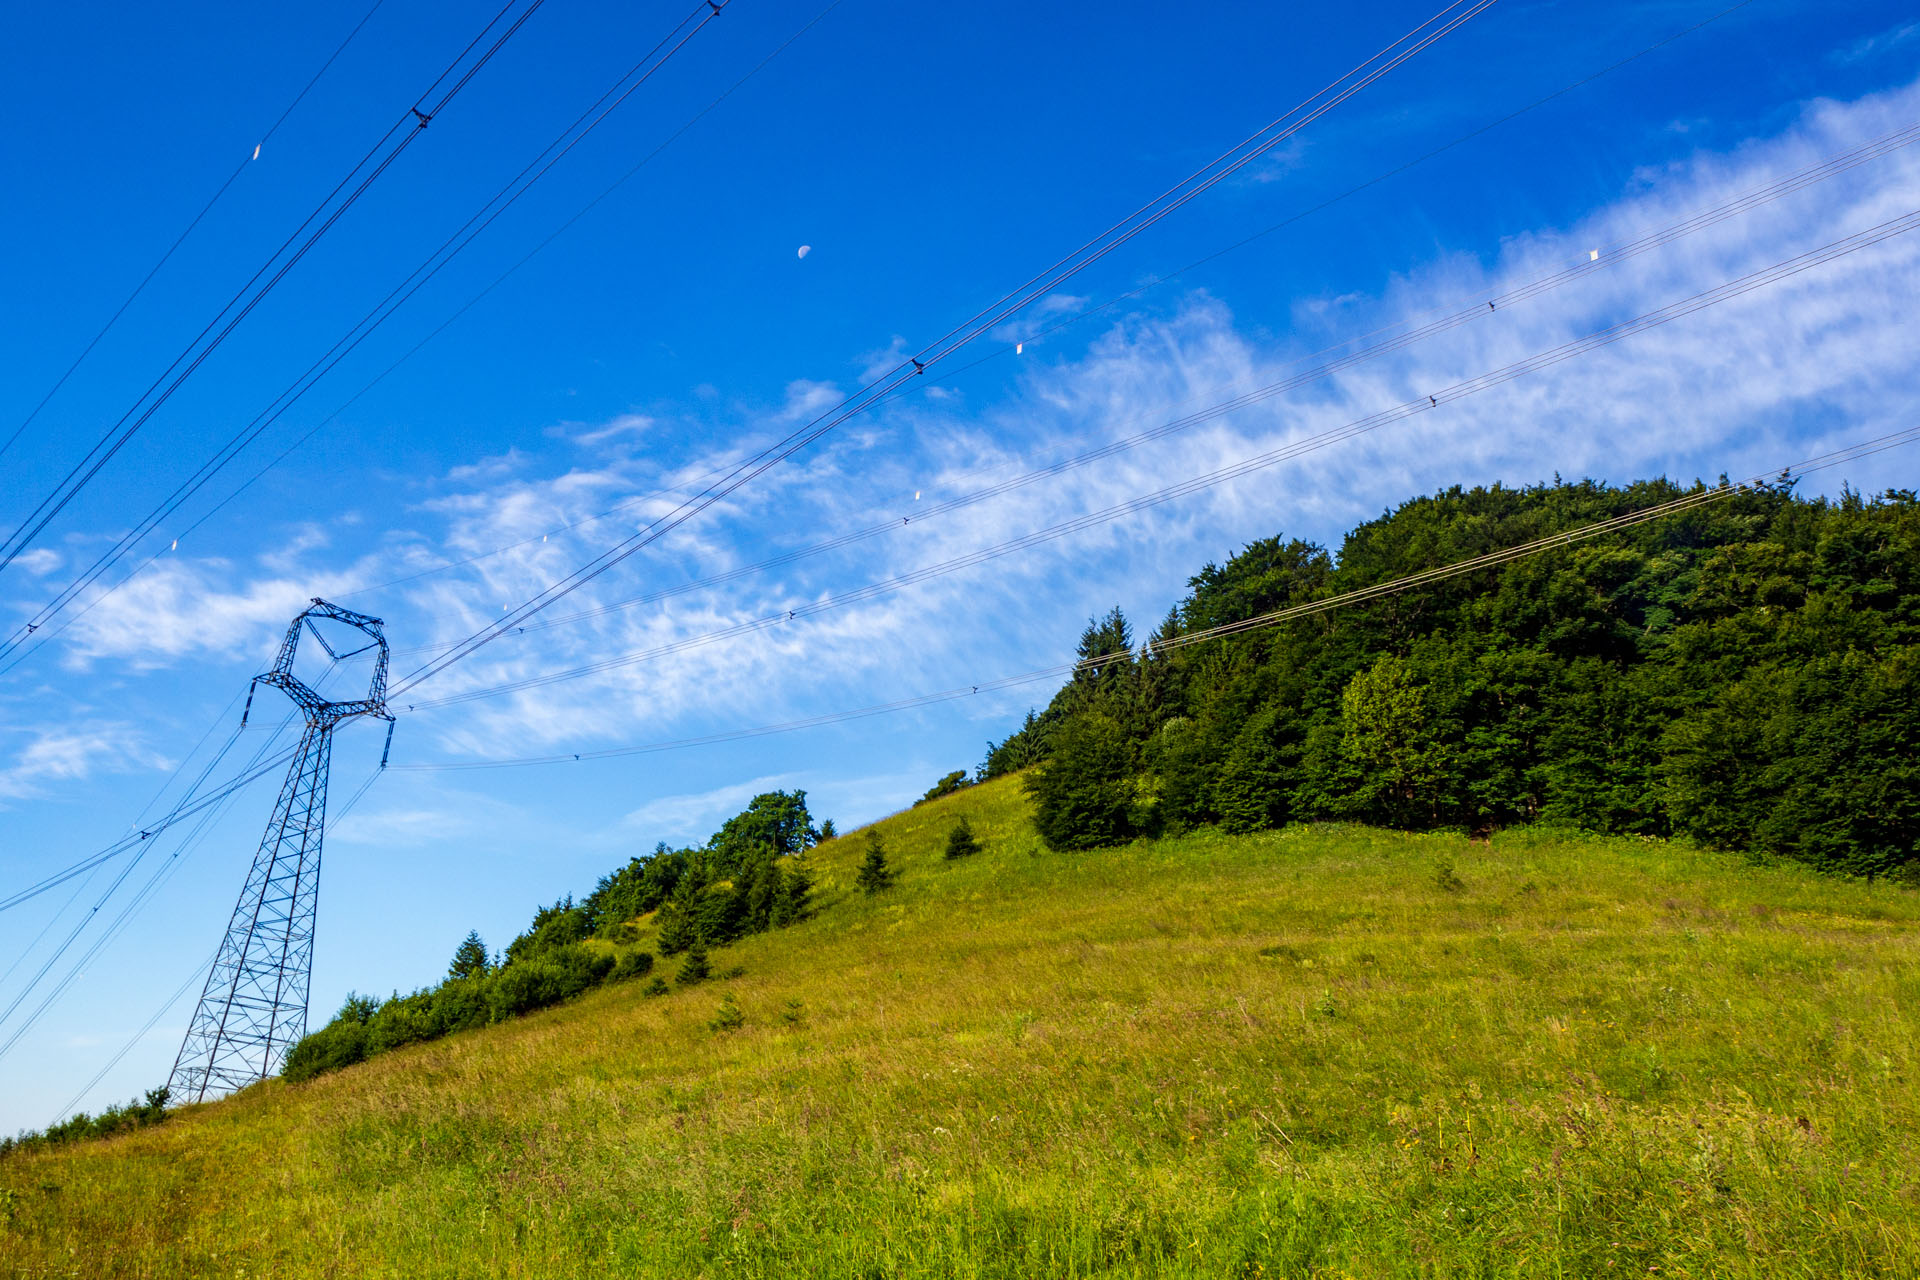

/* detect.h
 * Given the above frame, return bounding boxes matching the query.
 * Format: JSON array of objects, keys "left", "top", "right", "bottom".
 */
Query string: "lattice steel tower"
[{"left": 169, "top": 600, "right": 394, "bottom": 1102}]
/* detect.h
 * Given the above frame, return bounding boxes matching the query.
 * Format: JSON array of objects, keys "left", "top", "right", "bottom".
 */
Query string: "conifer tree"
[
  {"left": 856, "top": 831, "right": 895, "bottom": 894},
  {"left": 447, "top": 931, "right": 490, "bottom": 980},
  {"left": 656, "top": 871, "right": 702, "bottom": 955},
  {"left": 944, "top": 818, "right": 981, "bottom": 860},
  {"left": 772, "top": 854, "right": 813, "bottom": 925},
  {"left": 744, "top": 847, "right": 781, "bottom": 932},
  {"left": 676, "top": 938, "right": 711, "bottom": 986}
]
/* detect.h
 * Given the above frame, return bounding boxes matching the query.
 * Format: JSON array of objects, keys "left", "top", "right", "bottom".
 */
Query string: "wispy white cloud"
[
  {"left": 1829, "top": 20, "right": 1920, "bottom": 66},
  {"left": 44, "top": 74, "right": 1920, "bottom": 774},
  {"left": 54, "top": 553, "right": 366, "bottom": 671},
  {"left": 618, "top": 772, "right": 799, "bottom": 843},
  {"left": 563, "top": 412, "right": 654, "bottom": 447},
  {"left": 13, "top": 548, "right": 62, "bottom": 577},
  {"left": 385, "top": 73, "right": 1920, "bottom": 760},
  {"left": 0, "top": 721, "right": 168, "bottom": 802}
]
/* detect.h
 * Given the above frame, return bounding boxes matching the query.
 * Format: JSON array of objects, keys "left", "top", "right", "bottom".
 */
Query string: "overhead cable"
[
  {"left": 391, "top": 118, "right": 1920, "bottom": 661},
  {"left": 242, "top": 0, "right": 1774, "bottom": 609},
  {"left": 391, "top": 0, "right": 1502, "bottom": 697},
  {"left": 391, "top": 423, "right": 1920, "bottom": 771},
  {"left": 0, "top": 1, "right": 1493, "bottom": 915},
  {"left": 0, "top": 0, "right": 549, "bottom": 574},
  {"left": 408, "top": 205, "right": 1920, "bottom": 708},
  {"left": 0, "top": 2, "right": 730, "bottom": 664},
  {"left": 0, "top": 0, "right": 387, "bottom": 465},
  {"left": 928, "top": 0, "right": 1769, "bottom": 382}
]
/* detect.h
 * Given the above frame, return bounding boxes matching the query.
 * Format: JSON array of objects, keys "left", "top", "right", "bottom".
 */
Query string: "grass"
[{"left": 3, "top": 775, "right": 1918, "bottom": 1277}]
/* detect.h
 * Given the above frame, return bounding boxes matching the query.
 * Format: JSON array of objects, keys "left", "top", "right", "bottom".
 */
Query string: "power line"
[
  {"left": 242, "top": 0, "right": 1767, "bottom": 615},
  {"left": 922, "top": 0, "right": 1767, "bottom": 384},
  {"left": 47, "top": 949, "right": 217, "bottom": 1129},
  {"left": 0, "top": 665, "right": 348, "bottom": 919},
  {"left": 390, "top": 423, "right": 1920, "bottom": 771},
  {"left": 405, "top": 205, "right": 1920, "bottom": 708},
  {"left": 390, "top": 116, "right": 1920, "bottom": 662},
  {"left": 0, "top": 0, "right": 549, "bottom": 575},
  {"left": 0, "top": 0, "right": 1489, "bottom": 941},
  {"left": 0, "top": 0, "right": 387, "bottom": 466},
  {"left": 0, "top": 664, "right": 361, "bottom": 1064},
  {"left": 392, "top": 0, "right": 1502, "bottom": 699},
  {"left": 0, "top": 0, "right": 1473, "bottom": 675},
  {"left": 41, "top": 753, "right": 389, "bottom": 1126},
  {"left": 0, "top": 749, "right": 296, "bottom": 918},
  {"left": 0, "top": 686, "right": 252, "bottom": 996},
  {"left": 0, "top": 0, "right": 777, "bottom": 669},
  {"left": 11, "top": 143, "right": 1906, "bottom": 921}
]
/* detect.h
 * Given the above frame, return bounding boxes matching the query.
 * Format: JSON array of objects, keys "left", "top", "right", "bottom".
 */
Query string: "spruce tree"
[
  {"left": 1024, "top": 712, "right": 1137, "bottom": 851},
  {"left": 746, "top": 851, "right": 782, "bottom": 932},
  {"left": 1214, "top": 708, "right": 1293, "bottom": 834},
  {"left": 856, "top": 831, "right": 895, "bottom": 895},
  {"left": 676, "top": 938, "right": 711, "bottom": 986},
  {"left": 773, "top": 855, "right": 813, "bottom": 925},
  {"left": 447, "top": 931, "right": 490, "bottom": 980},
  {"left": 656, "top": 866, "right": 706, "bottom": 955},
  {"left": 654, "top": 896, "right": 692, "bottom": 956},
  {"left": 944, "top": 818, "right": 981, "bottom": 860}
]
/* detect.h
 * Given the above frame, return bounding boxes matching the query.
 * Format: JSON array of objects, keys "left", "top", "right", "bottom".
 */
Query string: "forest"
[{"left": 986, "top": 476, "right": 1920, "bottom": 878}]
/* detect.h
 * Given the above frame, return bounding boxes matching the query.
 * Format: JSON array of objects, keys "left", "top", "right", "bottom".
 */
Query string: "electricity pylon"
[{"left": 169, "top": 599, "right": 395, "bottom": 1102}]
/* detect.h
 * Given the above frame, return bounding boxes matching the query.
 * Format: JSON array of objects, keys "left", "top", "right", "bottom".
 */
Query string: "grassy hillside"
[{"left": 3, "top": 775, "right": 1918, "bottom": 1278}]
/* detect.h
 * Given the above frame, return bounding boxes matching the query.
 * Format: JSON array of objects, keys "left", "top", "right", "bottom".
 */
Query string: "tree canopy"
[{"left": 990, "top": 477, "right": 1920, "bottom": 879}]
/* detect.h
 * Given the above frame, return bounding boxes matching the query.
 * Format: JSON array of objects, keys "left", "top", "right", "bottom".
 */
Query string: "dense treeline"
[
  {"left": 984, "top": 477, "right": 1920, "bottom": 878},
  {"left": 282, "top": 791, "right": 825, "bottom": 1083}
]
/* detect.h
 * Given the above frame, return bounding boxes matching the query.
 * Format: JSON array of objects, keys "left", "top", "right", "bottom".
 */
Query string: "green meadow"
[{"left": 3, "top": 774, "right": 1917, "bottom": 1278}]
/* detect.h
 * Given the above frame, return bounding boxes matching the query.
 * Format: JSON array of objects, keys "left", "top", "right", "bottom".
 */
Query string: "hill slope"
[{"left": 3, "top": 777, "right": 1917, "bottom": 1278}]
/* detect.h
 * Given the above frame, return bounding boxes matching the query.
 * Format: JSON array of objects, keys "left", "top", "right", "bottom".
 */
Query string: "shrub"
[
  {"left": 15, "top": 1087, "right": 171, "bottom": 1154},
  {"left": 611, "top": 950, "right": 655, "bottom": 982},
  {"left": 282, "top": 992, "right": 380, "bottom": 1082},
  {"left": 429, "top": 975, "right": 493, "bottom": 1035},
  {"left": 645, "top": 975, "right": 670, "bottom": 997},
  {"left": 554, "top": 945, "right": 616, "bottom": 994},
  {"left": 917, "top": 770, "right": 972, "bottom": 806},
  {"left": 488, "top": 961, "right": 568, "bottom": 1021},
  {"left": 676, "top": 940, "right": 711, "bottom": 986},
  {"left": 856, "top": 831, "right": 895, "bottom": 894},
  {"left": 503, "top": 897, "right": 591, "bottom": 965},
  {"left": 654, "top": 894, "right": 695, "bottom": 956},
  {"left": 709, "top": 993, "right": 745, "bottom": 1032},
  {"left": 283, "top": 1019, "right": 369, "bottom": 1083},
  {"left": 1213, "top": 708, "right": 1296, "bottom": 834},
  {"left": 772, "top": 855, "right": 813, "bottom": 925},
  {"left": 488, "top": 946, "right": 613, "bottom": 1021},
  {"left": 366, "top": 991, "right": 437, "bottom": 1055},
  {"left": 944, "top": 818, "right": 981, "bottom": 860}
]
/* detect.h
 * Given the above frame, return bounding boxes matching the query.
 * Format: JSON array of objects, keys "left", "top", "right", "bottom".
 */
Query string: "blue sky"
[{"left": 3, "top": 0, "right": 1919, "bottom": 1131}]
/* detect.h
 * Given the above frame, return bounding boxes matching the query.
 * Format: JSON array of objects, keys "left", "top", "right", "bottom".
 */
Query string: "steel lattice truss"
[{"left": 169, "top": 600, "right": 393, "bottom": 1102}]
